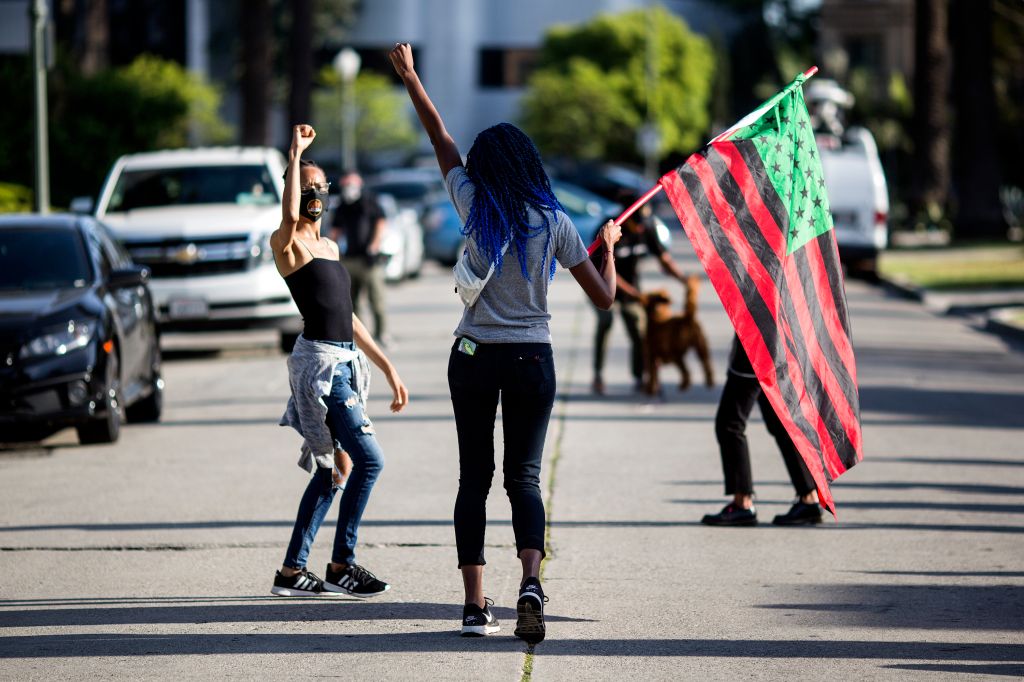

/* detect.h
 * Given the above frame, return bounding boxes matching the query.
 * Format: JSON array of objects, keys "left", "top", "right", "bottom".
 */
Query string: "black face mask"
[{"left": 299, "top": 189, "right": 328, "bottom": 221}]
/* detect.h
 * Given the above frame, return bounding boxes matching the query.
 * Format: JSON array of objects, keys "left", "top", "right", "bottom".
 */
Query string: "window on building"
[
  {"left": 845, "top": 35, "right": 885, "bottom": 75},
  {"left": 478, "top": 47, "right": 538, "bottom": 88}
]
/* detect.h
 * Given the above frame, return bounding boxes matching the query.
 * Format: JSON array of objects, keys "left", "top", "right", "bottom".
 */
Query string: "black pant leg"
[
  {"left": 448, "top": 345, "right": 500, "bottom": 567},
  {"left": 500, "top": 344, "right": 555, "bottom": 557},
  {"left": 757, "top": 391, "right": 817, "bottom": 497},
  {"left": 714, "top": 372, "right": 760, "bottom": 495}
]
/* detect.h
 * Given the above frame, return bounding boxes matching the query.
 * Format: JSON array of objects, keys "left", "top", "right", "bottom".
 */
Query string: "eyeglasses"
[{"left": 301, "top": 182, "right": 331, "bottom": 193}]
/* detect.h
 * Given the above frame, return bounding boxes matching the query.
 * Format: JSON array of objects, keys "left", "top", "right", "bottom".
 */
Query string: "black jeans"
[
  {"left": 714, "top": 370, "right": 816, "bottom": 497},
  {"left": 448, "top": 339, "right": 556, "bottom": 567}
]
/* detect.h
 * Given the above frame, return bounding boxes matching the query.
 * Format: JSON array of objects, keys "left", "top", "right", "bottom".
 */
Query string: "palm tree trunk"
[
  {"left": 951, "top": 0, "right": 1006, "bottom": 240},
  {"left": 911, "top": 0, "right": 952, "bottom": 220},
  {"left": 287, "top": 0, "right": 314, "bottom": 136},
  {"left": 240, "top": 0, "right": 272, "bottom": 146}
]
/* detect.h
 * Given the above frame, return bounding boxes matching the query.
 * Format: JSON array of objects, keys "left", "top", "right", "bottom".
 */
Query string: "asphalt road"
[{"left": 1, "top": 239, "right": 1022, "bottom": 680}]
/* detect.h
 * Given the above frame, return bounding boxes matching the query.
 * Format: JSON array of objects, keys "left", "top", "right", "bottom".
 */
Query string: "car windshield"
[
  {"left": 106, "top": 165, "right": 278, "bottom": 211},
  {"left": 0, "top": 228, "right": 92, "bottom": 291}
]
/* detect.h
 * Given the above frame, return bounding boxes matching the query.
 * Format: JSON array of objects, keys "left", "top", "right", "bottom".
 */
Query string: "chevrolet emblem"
[{"left": 169, "top": 243, "right": 200, "bottom": 265}]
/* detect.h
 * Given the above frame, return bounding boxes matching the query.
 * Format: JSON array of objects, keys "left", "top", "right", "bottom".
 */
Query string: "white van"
[
  {"left": 807, "top": 79, "right": 889, "bottom": 274},
  {"left": 87, "top": 147, "right": 301, "bottom": 350}
]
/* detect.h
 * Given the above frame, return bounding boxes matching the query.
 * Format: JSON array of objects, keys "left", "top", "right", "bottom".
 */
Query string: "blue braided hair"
[{"left": 464, "top": 123, "right": 564, "bottom": 281}]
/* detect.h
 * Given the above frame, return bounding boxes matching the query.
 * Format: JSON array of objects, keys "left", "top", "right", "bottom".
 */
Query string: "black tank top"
[{"left": 284, "top": 254, "right": 353, "bottom": 342}]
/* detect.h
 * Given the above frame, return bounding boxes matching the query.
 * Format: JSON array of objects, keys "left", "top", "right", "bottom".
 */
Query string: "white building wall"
[{"left": 346, "top": 0, "right": 655, "bottom": 151}]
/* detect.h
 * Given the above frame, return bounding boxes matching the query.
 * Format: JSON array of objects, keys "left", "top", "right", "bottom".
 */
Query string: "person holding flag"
[
  {"left": 583, "top": 67, "right": 864, "bottom": 513},
  {"left": 701, "top": 334, "right": 822, "bottom": 526}
]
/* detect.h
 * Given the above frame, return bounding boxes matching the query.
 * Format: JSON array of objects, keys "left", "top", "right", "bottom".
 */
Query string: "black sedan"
[{"left": 0, "top": 215, "right": 162, "bottom": 444}]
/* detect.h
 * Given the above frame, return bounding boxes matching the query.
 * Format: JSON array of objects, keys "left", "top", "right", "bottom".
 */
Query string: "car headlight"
[
  {"left": 250, "top": 232, "right": 275, "bottom": 263},
  {"left": 20, "top": 320, "right": 95, "bottom": 360}
]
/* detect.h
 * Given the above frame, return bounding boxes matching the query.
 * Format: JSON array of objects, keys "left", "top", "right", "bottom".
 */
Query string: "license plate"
[
  {"left": 831, "top": 211, "right": 859, "bottom": 228},
  {"left": 168, "top": 298, "right": 209, "bottom": 319}
]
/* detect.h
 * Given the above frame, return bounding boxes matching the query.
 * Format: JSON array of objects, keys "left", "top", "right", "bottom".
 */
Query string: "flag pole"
[
  {"left": 587, "top": 65, "right": 819, "bottom": 256},
  {"left": 587, "top": 184, "right": 665, "bottom": 256}
]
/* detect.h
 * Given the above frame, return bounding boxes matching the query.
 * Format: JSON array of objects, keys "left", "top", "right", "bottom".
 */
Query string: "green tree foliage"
[
  {"left": 0, "top": 54, "right": 230, "bottom": 208},
  {"left": 312, "top": 69, "right": 417, "bottom": 155},
  {"left": 0, "top": 183, "right": 33, "bottom": 213},
  {"left": 521, "top": 7, "right": 714, "bottom": 163}
]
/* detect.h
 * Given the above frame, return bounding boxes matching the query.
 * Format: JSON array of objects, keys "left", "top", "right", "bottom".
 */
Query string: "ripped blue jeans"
[{"left": 283, "top": 347, "right": 384, "bottom": 569}]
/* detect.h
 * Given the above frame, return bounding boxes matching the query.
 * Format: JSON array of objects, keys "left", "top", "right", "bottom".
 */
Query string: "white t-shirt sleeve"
[
  {"left": 444, "top": 166, "right": 474, "bottom": 224},
  {"left": 554, "top": 212, "right": 589, "bottom": 269}
]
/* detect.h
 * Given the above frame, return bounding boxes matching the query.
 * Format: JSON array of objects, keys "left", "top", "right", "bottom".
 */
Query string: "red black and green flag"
[{"left": 660, "top": 71, "right": 862, "bottom": 513}]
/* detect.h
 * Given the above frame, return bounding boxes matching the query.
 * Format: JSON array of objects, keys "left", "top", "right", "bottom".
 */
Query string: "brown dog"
[{"left": 641, "top": 276, "right": 714, "bottom": 395}]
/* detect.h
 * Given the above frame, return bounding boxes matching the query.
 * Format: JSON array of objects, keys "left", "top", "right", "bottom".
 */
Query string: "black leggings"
[
  {"left": 714, "top": 370, "right": 816, "bottom": 497},
  {"left": 448, "top": 340, "right": 555, "bottom": 567}
]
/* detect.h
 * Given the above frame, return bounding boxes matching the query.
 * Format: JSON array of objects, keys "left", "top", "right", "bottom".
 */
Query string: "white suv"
[{"left": 89, "top": 147, "right": 300, "bottom": 349}]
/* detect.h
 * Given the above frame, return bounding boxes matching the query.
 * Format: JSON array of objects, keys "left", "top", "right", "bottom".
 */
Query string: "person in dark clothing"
[
  {"left": 590, "top": 199, "right": 689, "bottom": 394},
  {"left": 329, "top": 171, "right": 390, "bottom": 343},
  {"left": 701, "top": 335, "right": 823, "bottom": 526}
]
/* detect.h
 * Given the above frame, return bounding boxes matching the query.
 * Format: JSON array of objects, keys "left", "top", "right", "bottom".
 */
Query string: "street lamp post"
[
  {"left": 30, "top": 0, "right": 51, "bottom": 213},
  {"left": 333, "top": 48, "right": 361, "bottom": 172}
]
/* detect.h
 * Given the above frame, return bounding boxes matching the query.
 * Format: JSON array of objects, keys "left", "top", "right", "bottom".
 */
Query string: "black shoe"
[
  {"left": 515, "top": 577, "right": 548, "bottom": 644},
  {"left": 461, "top": 597, "right": 500, "bottom": 637},
  {"left": 773, "top": 501, "right": 823, "bottom": 526},
  {"left": 271, "top": 569, "right": 327, "bottom": 597},
  {"left": 701, "top": 503, "right": 758, "bottom": 526},
  {"left": 324, "top": 563, "right": 391, "bottom": 598}
]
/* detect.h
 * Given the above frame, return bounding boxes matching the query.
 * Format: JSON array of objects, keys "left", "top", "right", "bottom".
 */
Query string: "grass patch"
[{"left": 880, "top": 243, "right": 1024, "bottom": 290}]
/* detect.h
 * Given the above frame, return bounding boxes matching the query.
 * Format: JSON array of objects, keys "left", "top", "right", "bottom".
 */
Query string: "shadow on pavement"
[
  {"left": 152, "top": 413, "right": 717, "bottom": 426},
  {"left": 0, "top": 519, "right": 706, "bottom": 533},
  {"left": 884, "top": 663, "right": 1024, "bottom": 677},
  {"left": 852, "top": 570, "right": 1024, "bottom": 578},
  {"left": 859, "top": 384, "right": 1024, "bottom": 429},
  {"left": 870, "top": 456, "right": 1024, "bottom": 468},
  {"left": 0, "top": 602, "right": 593, "bottom": 628},
  {"left": 0, "top": 634, "right": 1019, "bottom": 662},
  {"left": 757, "top": 584, "right": 1023, "bottom": 631},
  {"left": 668, "top": 498, "right": 1024, "bottom": 514}
]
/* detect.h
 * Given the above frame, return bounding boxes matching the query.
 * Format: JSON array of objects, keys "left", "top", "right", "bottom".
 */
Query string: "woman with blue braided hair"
[{"left": 391, "top": 43, "right": 621, "bottom": 643}]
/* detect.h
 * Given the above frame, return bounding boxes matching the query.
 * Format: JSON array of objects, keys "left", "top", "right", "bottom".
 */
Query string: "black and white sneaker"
[
  {"left": 515, "top": 577, "right": 548, "bottom": 644},
  {"left": 271, "top": 569, "right": 327, "bottom": 597},
  {"left": 323, "top": 563, "right": 391, "bottom": 598},
  {"left": 461, "top": 597, "right": 500, "bottom": 637}
]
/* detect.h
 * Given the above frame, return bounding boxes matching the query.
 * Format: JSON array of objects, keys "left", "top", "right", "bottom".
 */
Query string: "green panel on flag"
[{"left": 722, "top": 78, "right": 834, "bottom": 255}]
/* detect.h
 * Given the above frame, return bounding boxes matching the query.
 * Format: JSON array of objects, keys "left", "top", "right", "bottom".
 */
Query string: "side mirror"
[
  {"left": 108, "top": 266, "right": 149, "bottom": 289},
  {"left": 70, "top": 196, "right": 94, "bottom": 214}
]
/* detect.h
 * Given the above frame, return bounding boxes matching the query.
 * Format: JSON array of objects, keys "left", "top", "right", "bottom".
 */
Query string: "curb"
[
  {"left": 878, "top": 276, "right": 1024, "bottom": 349},
  {"left": 878, "top": 276, "right": 925, "bottom": 303},
  {"left": 986, "top": 307, "right": 1024, "bottom": 345}
]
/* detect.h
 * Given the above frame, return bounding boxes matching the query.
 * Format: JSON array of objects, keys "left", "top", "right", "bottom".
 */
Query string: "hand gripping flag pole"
[{"left": 590, "top": 66, "right": 863, "bottom": 515}]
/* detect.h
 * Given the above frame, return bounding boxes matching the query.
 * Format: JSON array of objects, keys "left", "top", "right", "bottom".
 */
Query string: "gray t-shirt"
[{"left": 446, "top": 166, "right": 588, "bottom": 344}]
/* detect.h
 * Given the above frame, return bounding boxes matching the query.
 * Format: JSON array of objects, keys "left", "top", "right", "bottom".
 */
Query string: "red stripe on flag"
[
  {"left": 687, "top": 153, "right": 783, "bottom": 324},
  {"left": 715, "top": 142, "right": 861, "bottom": 475},
  {"left": 775, "top": 314, "right": 838, "bottom": 511},
  {"left": 663, "top": 163, "right": 833, "bottom": 506}
]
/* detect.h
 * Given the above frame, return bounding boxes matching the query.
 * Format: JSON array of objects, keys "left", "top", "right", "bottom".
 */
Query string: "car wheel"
[
  {"left": 127, "top": 345, "right": 163, "bottom": 423},
  {"left": 76, "top": 348, "right": 123, "bottom": 445},
  {"left": 279, "top": 330, "right": 300, "bottom": 354}
]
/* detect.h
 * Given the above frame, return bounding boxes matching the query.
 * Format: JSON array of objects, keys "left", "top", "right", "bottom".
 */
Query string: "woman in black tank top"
[{"left": 268, "top": 124, "right": 409, "bottom": 599}]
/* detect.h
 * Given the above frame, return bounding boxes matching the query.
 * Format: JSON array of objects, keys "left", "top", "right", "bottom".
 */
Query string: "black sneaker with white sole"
[
  {"left": 323, "top": 563, "right": 391, "bottom": 598},
  {"left": 461, "top": 597, "right": 500, "bottom": 637},
  {"left": 515, "top": 577, "right": 548, "bottom": 644},
  {"left": 271, "top": 569, "right": 327, "bottom": 597}
]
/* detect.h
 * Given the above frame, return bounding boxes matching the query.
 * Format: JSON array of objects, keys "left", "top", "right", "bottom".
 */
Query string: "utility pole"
[
  {"left": 30, "top": 0, "right": 51, "bottom": 213},
  {"left": 640, "top": 1, "right": 660, "bottom": 183}
]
